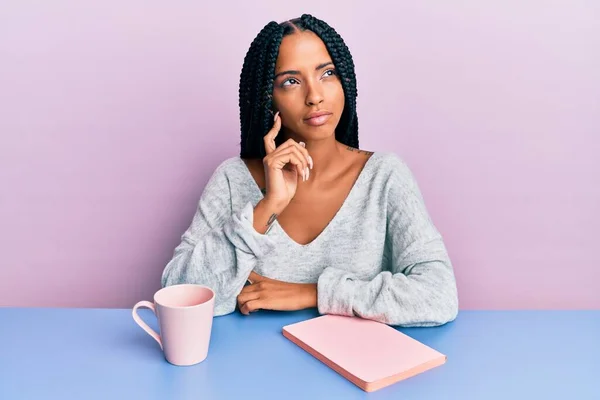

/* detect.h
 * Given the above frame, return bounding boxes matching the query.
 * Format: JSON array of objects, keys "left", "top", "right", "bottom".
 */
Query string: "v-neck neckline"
[{"left": 238, "top": 152, "right": 380, "bottom": 248}]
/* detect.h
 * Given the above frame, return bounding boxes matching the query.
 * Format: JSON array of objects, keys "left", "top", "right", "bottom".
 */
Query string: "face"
[{"left": 272, "top": 30, "right": 345, "bottom": 141}]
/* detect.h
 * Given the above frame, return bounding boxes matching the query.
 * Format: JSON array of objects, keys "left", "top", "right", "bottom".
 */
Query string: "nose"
[{"left": 305, "top": 80, "right": 324, "bottom": 107}]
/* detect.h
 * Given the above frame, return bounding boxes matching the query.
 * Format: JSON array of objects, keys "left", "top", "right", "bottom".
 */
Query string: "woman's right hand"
[{"left": 262, "top": 112, "right": 313, "bottom": 209}]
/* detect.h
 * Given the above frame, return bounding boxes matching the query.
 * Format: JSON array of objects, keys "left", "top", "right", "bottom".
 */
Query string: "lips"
[{"left": 303, "top": 111, "right": 332, "bottom": 126}]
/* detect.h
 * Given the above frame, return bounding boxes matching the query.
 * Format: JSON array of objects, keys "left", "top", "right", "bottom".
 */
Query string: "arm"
[
  {"left": 161, "top": 162, "right": 281, "bottom": 316},
  {"left": 316, "top": 158, "right": 459, "bottom": 327}
]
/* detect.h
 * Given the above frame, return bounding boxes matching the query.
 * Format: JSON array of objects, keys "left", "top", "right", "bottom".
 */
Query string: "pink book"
[{"left": 282, "top": 315, "right": 447, "bottom": 392}]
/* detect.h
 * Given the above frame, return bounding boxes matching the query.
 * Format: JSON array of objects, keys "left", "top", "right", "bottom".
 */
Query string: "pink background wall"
[{"left": 1, "top": 1, "right": 598, "bottom": 309}]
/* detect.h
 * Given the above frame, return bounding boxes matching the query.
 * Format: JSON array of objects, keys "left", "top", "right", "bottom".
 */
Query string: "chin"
[{"left": 301, "top": 127, "right": 336, "bottom": 141}]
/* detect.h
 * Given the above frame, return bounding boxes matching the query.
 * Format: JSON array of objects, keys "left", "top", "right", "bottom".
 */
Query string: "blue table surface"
[{"left": 0, "top": 308, "right": 598, "bottom": 400}]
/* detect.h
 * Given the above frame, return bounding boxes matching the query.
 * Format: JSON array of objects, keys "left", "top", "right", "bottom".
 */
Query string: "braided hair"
[{"left": 238, "top": 14, "right": 359, "bottom": 159}]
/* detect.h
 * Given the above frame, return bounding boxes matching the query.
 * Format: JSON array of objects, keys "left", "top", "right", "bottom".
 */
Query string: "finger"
[
  {"left": 266, "top": 148, "right": 305, "bottom": 180},
  {"left": 240, "top": 281, "right": 261, "bottom": 294},
  {"left": 270, "top": 150, "right": 306, "bottom": 181},
  {"left": 274, "top": 139, "right": 312, "bottom": 170},
  {"left": 248, "top": 271, "right": 264, "bottom": 283},
  {"left": 237, "top": 290, "right": 260, "bottom": 307},
  {"left": 299, "top": 142, "right": 313, "bottom": 170},
  {"left": 237, "top": 292, "right": 255, "bottom": 315},
  {"left": 263, "top": 112, "right": 281, "bottom": 155},
  {"left": 283, "top": 147, "right": 310, "bottom": 181},
  {"left": 270, "top": 143, "right": 309, "bottom": 176},
  {"left": 240, "top": 299, "right": 262, "bottom": 315}
]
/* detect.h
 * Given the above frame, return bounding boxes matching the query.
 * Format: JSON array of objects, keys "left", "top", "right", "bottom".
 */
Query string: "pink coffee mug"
[{"left": 132, "top": 284, "right": 215, "bottom": 366}]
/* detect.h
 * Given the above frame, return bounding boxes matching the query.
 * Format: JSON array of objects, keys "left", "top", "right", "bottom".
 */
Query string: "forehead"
[{"left": 275, "top": 31, "right": 331, "bottom": 70}]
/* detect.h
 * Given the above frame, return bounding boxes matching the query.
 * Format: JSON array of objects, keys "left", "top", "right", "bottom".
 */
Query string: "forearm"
[
  {"left": 162, "top": 201, "right": 278, "bottom": 315},
  {"left": 253, "top": 198, "right": 286, "bottom": 234},
  {"left": 317, "top": 261, "right": 458, "bottom": 327},
  {"left": 304, "top": 283, "right": 318, "bottom": 308}
]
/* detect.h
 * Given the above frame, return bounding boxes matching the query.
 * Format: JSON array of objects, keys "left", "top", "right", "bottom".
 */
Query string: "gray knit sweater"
[{"left": 161, "top": 152, "right": 459, "bottom": 326}]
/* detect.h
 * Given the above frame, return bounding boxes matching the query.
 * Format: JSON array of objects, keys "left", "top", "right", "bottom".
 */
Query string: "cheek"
[
  {"left": 273, "top": 92, "right": 298, "bottom": 116},
  {"left": 331, "top": 83, "right": 345, "bottom": 113},
  {"left": 273, "top": 93, "right": 307, "bottom": 131}
]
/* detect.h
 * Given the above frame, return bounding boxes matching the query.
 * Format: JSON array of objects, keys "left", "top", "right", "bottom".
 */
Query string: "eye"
[
  {"left": 322, "top": 69, "right": 337, "bottom": 78},
  {"left": 281, "top": 77, "right": 300, "bottom": 87}
]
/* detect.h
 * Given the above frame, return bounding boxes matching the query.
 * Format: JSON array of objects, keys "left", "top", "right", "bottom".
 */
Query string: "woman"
[{"left": 161, "top": 14, "right": 459, "bottom": 327}]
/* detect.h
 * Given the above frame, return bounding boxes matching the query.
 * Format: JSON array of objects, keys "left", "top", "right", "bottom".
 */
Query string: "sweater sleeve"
[
  {"left": 316, "top": 157, "right": 459, "bottom": 327},
  {"left": 161, "top": 161, "right": 277, "bottom": 316}
]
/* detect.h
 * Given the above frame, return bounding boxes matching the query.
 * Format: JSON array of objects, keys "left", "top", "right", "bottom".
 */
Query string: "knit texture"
[{"left": 161, "top": 152, "right": 459, "bottom": 326}]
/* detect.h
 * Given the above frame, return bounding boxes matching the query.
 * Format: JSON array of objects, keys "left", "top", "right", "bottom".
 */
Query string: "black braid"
[{"left": 239, "top": 15, "right": 359, "bottom": 158}]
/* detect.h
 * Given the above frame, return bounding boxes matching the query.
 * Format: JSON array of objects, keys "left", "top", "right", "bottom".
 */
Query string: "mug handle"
[{"left": 132, "top": 301, "right": 163, "bottom": 350}]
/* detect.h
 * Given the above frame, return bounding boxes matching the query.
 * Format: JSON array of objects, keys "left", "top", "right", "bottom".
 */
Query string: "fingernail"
[
  {"left": 306, "top": 167, "right": 310, "bottom": 180},
  {"left": 308, "top": 156, "right": 313, "bottom": 169},
  {"left": 274, "top": 111, "right": 279, "bottom": 122},
  {"left": 299, "top": 142, "right": 305, "bottom": 147},
  {"left": 303, "top": 169, "right": 307, "bottom": 182}
]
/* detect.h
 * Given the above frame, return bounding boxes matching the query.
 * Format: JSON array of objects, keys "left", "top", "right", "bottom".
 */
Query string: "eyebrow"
[{"left": 274, "top": 61, "right": 334, "bottom": 79}]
